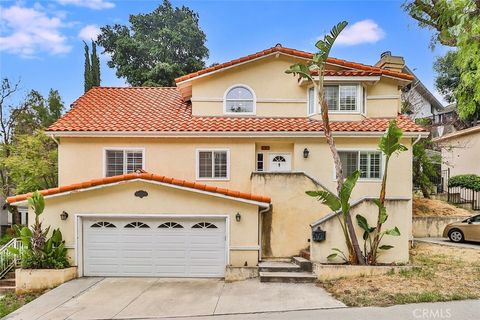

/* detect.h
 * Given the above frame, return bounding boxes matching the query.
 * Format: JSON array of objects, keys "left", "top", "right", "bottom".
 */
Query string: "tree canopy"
[
  {"left": 433, "top": 51, "right": 460, "bottom": 104},
  {"left": 97, "top": 0, "right": 209, "bottom": 86},
  {"left": 403, "top": 0, "right": 480, "bottom": 123}
]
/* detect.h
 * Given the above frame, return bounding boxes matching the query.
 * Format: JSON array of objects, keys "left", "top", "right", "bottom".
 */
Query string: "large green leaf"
[
  {"left": 327, "top": 253, "right": 338, "bottom": 260},
  {"left": 7, "top": 247, "right": 19, "bottom": 255},
  {"left": 355, "top": 214, "right": 370, "bottom": 232},
  {"left": 27, "top": 191, "right": 45, "bottom": 216},
  {"left": 285, "top": 63, "right": 313, "bottom": 81},
  {"left": 372, "top": 199, "right": 388, "bottom": 224},
  {"left": 306, "top": 190, "right": 341, "bottom": 211},
  {"left": 379, "top": 245, "right": 394, "bottom": 250},
  {"left": 378, "top": 120, "right": 408, "bottom": 157},
  {"left": 339, "top": 170, "right": 360, "bottom": 211},
  {"left": 314, "top": 21, "right": 348, "bottom": 64},
  {"left": 384, "top": 226, "right": 401, "bottom": 236}
]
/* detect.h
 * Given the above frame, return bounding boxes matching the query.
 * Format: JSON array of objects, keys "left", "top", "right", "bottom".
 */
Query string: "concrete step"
[
  {"left": 258, "top": 261, "right": 301, "bottom": 272},
  {"left": 259, "top": 271, "right": 316, "bottom": 283},
  {"left": 0, "top": 286, "right": 15, "bottom": 294},
  {"left": 0, "top": 279, "right": 15, "bottom": 287},
  {"left": 292, "top": 256, "right": 312, "bottom": 272}
]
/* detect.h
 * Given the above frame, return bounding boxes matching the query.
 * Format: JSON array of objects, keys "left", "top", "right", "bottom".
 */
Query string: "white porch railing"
[{"left": 0, "top": 238, "right": 24, "bottom": 279}]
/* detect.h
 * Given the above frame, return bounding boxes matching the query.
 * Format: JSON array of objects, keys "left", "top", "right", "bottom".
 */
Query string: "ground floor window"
[
  {"left": 338, "top": 151, "right": 382, "bottom": 179},
  {"left": 256, "top": 153, "right": 264, "bottom": 172}
]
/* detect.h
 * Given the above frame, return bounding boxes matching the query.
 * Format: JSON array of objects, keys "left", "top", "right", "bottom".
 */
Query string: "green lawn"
[{"left": 0, "top": 291, "right": 44, "bottom": 318}]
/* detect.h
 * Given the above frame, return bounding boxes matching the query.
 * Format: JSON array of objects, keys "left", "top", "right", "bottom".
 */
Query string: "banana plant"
[
  {"left": 9, "top": 191, "right": 69, "bottom": 269},
  {"left": 287, "top": 21, "right": 365, "bottom": 265},
  {"left": 307, "top": 170, "right": 361, "bottom": 264},
  {"left": 356, "top": 120, "right": 407, "bottom": 265}
]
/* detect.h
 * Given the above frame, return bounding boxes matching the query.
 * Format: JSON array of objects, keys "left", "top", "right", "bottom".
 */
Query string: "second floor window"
[
  {"left": 325, "top": 85, "right": 359, "bottom": 112},
  {"left": 197, "top": 150, "right": 229, "bottom": 180},
  {"left": 105, "top": 149, "right": 144, "bottom": 177},
  {"left": 338, "top": 151, "right": 382, "bottom": 179},
  {"left": 224, "top": 85, "right": 255, "bottom": 114}
]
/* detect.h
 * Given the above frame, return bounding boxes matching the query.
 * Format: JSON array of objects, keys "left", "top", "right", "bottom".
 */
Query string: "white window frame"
[
  {"left": 333, "top": 149, "right": 384, "bottom": 181},
  {"left": 196, "top": 148, "right": 230, "bottom": 181},
  {"left": 103, "top": 147, "right": 145, "bottom": 177},
  {"left": 256, "top": 152, "right": 265, "bottom": 172},
  {"left": 223, "top": 84, "right": 256, "bottom": 115},
  {"left": 324, "top": 83, "right": 363, "bottom": 114},
  {"left": 306, "top": 86, "right": 317, "bottom": 116}
]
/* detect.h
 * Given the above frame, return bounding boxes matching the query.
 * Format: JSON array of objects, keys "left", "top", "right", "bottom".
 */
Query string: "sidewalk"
[{"left": 176, "top": 300, "right": 480, "bottom": 320}]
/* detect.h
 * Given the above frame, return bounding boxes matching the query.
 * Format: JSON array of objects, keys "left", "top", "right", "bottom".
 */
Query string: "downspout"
[
  {"left": 49, "top": 133, "right": 60, "bottom": 145},
  {"left": 412, "top": 134, "right": 422, "bottom": 146},
  {"left": 410, "top": 134, "right": 422, "bottom": 246},
  {"left": 258, "top": 204, "right": 272, "bottom": 261}
]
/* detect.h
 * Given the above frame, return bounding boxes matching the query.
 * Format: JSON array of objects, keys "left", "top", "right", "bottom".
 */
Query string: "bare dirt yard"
[
  {"left": 320, "top": 242, "right": 480, "bottom": 307},
  {"left": 413, "top": 197, "right": 472, "bottom": 217}
]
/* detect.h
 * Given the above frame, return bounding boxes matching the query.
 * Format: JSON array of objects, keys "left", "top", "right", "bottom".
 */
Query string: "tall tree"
[
  {"left": 97, "top": 0, "right": 209, "bottom": 86},
  {"left": 91, "top": 41, "right": 101, "bottom": 88},
  {"left": 403, "top": 0, "right": 480, "bottom": 123},
  {"left": 286, "top": 22, "right": 365, "bottom": 265},
  {"left": 0, "top": 79, "right": 63, "bottom": 224},
  {"left": 433, "top": 51, "right": 460, "bottom": 104},
  {"left": 84, "top": 41, "right": 92, "bottom": 93}
]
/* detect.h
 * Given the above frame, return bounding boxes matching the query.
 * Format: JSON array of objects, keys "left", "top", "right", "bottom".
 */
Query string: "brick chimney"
[{"left": 374, "top": 51, "right": 405, "bottom": 73}]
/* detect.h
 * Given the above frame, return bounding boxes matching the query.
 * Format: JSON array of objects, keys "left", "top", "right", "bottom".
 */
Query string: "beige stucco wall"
[
  {"left": 56, "top": 135, "right": 413, "bottom": 261},
  {"left": 28, "top": 180, "right": 261, "bottom": 269},
  {"left": 412, "top": 216, "right": 470, "bottom": 238},
  {"left": 439, "top": 132, "right": 480, "bottom": 176},
  {"left": 189, "top": 54, "right": 403, "bottom": 119},
  {"left": 310, "top": 199, "right": 412, "bottom": 264},
  {"left": 251, "top": 173, "right": 331, "bottom": 258},
  {"left": 59, "top": 136, "right": 412, "bottom": 200}
]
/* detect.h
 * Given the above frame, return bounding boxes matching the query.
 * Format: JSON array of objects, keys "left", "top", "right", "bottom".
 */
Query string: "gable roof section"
[
  {"left": 47, "top": 87, "right": 426, "bottom": 135},
  {"left": 175, "top": 45, "right": 414, "bottom": 84},
  {"left": 6, "top": 171, "right": 272, "bottom": 207}
]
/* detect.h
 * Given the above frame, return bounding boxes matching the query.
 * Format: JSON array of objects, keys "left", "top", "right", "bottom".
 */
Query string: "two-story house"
[{"left": 7, "top": 45, "right": 426, "bottom": 278}]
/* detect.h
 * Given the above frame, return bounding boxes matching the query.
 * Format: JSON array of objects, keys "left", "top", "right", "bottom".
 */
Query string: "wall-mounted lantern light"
[
  {"left": 303, "top": 148, "right": 310, "bottom": 159},
  {"left": 235, "top": 212, "right": 241, "bottom": 222},
  {"left": 60, "top": 211, "right": 69, "bottom": 221}
]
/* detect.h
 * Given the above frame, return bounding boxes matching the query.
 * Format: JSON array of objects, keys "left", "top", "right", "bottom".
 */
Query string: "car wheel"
[{"left": 448, "top": 229, "right": 464, "bottom": 243}]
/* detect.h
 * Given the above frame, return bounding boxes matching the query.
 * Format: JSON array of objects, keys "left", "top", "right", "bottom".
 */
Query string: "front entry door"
[{"left": 269, "top": 153, "right": 292, "bottom": 172}]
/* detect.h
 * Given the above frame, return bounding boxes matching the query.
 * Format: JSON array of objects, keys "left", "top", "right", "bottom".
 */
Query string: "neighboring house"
[
  {"left": 433, "top": 125, "right": 480, "bottom": 177},
  {"left": 375, "top": 51, "right": 449, "bottom": 139},
  {"left": 7, "top": 45, "right": 427, "bottom": 278}
]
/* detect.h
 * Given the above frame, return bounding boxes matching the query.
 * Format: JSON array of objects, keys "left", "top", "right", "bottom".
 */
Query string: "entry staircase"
[
  {"left": 259, "top": 254, "right": 316, "bottom": 283},
  {"left": 0, "top": 238, "right": 23, "bottom": 279}
]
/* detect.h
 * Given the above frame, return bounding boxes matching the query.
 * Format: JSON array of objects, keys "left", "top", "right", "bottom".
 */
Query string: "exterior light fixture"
[
  {"left": 60, "top": 211, "right": 69, "bottom": 221},
  {"left": 303, "top": 148, "right": 310, "bottom": 159},
  {"left": 236, "top": 212, "right": 241, "bottom": 222}
]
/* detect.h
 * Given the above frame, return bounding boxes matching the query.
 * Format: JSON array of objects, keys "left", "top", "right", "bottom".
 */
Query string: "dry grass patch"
[
  {"left": 319, "top": 242, "right": 480, "bottom": 307},
  {"left": 413, "top": 197, "right": 471, "bottom": 217},
  {"left": 0, "top": 290, "right": 45, "bottom": 318}
]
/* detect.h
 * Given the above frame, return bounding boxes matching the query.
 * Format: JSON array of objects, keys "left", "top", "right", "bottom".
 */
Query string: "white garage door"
[{"left": 82, "top": 217, "right": 226, "bottom": 277}]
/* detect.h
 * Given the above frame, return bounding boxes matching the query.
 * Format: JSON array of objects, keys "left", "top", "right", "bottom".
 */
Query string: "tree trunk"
[{"left": 318, "top": 86, "right": 364, "bottom": 265}]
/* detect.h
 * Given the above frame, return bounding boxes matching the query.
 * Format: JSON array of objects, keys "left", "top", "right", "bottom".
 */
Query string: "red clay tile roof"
[
  {"left": 175, "top": 45, "right": 414, "bottom": 83},
  {"left": 6, "top": 171, "right": 272, "bottom": 204},
  {"left": 47, "top": 87, "right": 425, "bottom": 133}
]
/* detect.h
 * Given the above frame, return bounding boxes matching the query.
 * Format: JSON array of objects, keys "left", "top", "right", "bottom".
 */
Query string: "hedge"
[{"left": 448, "top": 174, "right": 480, "bottom": 191}]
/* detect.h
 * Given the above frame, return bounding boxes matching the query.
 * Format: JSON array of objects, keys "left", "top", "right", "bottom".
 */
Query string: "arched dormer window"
[{"left": 224, "top": 85, "right": 256, "bottom": 115}]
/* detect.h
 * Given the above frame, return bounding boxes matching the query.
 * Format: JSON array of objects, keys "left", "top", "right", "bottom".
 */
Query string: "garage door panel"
[{"left": 83, "top": 217, "right": 226, "bottom": 277}]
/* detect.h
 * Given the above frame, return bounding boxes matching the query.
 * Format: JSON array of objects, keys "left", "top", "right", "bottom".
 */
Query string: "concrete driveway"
[
  {"left": 6, "top": 277, "right": 344, "bottom": 320},
  {"left": 415, "top": 237, "right": 480, "bottom": 250}
]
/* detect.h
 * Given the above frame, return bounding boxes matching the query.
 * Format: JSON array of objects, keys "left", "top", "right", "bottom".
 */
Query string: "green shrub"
[
  {"left": 8, "top": 192, "right": 70, "bottom": 269},
  {"left": 448, "top": 174, "right": 480, "bottom": 191}
]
